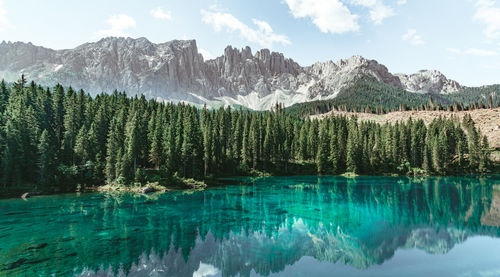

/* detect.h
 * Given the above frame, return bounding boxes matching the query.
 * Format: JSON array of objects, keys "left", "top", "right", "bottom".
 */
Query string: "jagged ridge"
[{"left": 0, "top": 37, "right": 465, "bottom": 110}]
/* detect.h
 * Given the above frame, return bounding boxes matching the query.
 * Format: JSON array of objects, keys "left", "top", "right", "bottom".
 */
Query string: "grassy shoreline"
[{"left": 91, "top": 178, "right": 207, "bottom": 194}]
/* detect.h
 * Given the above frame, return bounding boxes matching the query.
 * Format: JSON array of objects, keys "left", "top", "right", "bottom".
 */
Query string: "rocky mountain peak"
[
  {"left": 306, "top": 55, "right": 403, "bottom": 98},
  {"left": 337, "top": 55, "right": 369, "bottom": 67},
  {"left": 396, "top": 69, "right": 462, "bottom": 94},
  {"left": 0, "top": 37, "right": 467, "bottom": 110}
]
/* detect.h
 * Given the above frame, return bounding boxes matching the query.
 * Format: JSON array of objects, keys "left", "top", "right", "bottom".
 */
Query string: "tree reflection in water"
[{"left": 1, "top": 176, "right": 499, "bottom": 276}]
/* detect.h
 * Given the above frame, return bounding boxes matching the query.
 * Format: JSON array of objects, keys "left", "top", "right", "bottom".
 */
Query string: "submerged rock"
[
  {"left": 141, "top": 186, "right": 157, "bottom": 194},
  {"left": 21, "top": 192, "right": 40, "bottom": 199},
  {"left": 26, "top": 243, "right": 48, "bottom": 251}
]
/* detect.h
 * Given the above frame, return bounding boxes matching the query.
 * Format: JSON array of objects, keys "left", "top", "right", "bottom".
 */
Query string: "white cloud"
[
  {"left": 150, "top": 7, "right": 172, "bottom": 20},
  {"left": 347, "top": 0, "right": 395, "bottom": 25},
  {"left": 349, "top": 0, "right": 376, "bottom": 5},
  {"left": 252, "top": 19, "right": 273, "bottom": 34},
  {"left": 199, "top": 48, "right": 215, "bottom": 60},
  {"left": 96, "top": 14, "right": 136, "bottom": 37},
  {"left": 200, "top": 9, "right": 290, "bottom": 48},
  {"left": 402, "top": 29, "right": 424, "bottom": 45},
  {"left": 369, "top": 3, "right": 395, "bottom": 24},
  {"left": 474, "top": 0, "right": 500, "bottom": 39},
  {"left": 465, "top": 48, "right": 497, "bottom": 56},
  {"left": 446, "top": 48, "right": 462, "bottom": 54},
  {"left": 0, "top": 0, "right": 12, "bottom": 32},
  {"left": 284, "top": 0, "right": 360, "bottom": 34},
  {"left": 397, "top": 0, "right": 407, "bottom": 6}
]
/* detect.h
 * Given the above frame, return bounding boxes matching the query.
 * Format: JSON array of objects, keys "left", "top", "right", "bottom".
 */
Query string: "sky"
[{"left": 1, "top": 0, "right": 499, "bottom": 86}]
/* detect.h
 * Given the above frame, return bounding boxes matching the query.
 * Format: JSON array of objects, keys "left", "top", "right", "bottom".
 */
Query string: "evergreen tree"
[
  {"left": 38, "top": 129, "right": 57, "bottom": 187},
  {"left": 316, "top": 119, "right": 330, "bottom": 173},
  {"left": 308, "top": 120, "right": 319, "bottom": 162},
  {"left": 162, "top": 122, "right": 176, "bottom": 174},
  {"left": 329, "top": 121, "right": 339, "bottom": 173},
  {"left": 0, "top": 80, "right": 9, "bottom": 114},
  {"left": 105, "top": 115, "right": 124, "bottom": 183},
  {"left": 298, "top": 123, "right": 308, "bottom": 160},
  {"left": 249, "top": 115, "right": 259, "bottom": 169},
  {"left": 0, "top": 79, "right": 493, "bottom": 191},
  {"left": 53, "top": 84, "right": 65, "bottom": 151},
  {"left": 231, "top": 112, "right": 242, "bottom": 160},
  {"left": 123, "top": 112, "right": 140, "bottom": 181},
  {"left": 241, "top": 114, "right": 251, "bottom": 167},
  {"left": 479, "top": 136, "right": 491, "bottom": 173},
  {"left": 149, "top": 118, "right": 163, "bottom": 169},
  {"left": 74, "top": 126, "right": 90, "bottom": 164},
  {"left": 181, "top": 109, "right": 202, "bottom": 178},
  {"left": 1, "top": 120, "right": 22, "bottom": 186},
  {"left": 346, "top": 119, "right": 360, "bottom": 173},
  {"left": 263, "top": 115, "right": 273, "bottom": 168}
]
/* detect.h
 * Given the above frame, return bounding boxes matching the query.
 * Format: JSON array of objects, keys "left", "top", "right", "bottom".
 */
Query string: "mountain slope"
[
  {"left": 311, "top": 108, "right": 500, "bottom": 149},
  {"left": 285, "top": 76, "right": 436, "bottom": 116},
  {"left": 0, "top": 37, "right": 483, "bottom": 110},
  {"left": 285, "top": 77, "right": 500, "bottom": 117}
]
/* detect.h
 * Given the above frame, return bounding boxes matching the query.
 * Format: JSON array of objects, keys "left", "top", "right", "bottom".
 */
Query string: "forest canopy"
[{"left": 0, "top": 78, "right": 493, "bottom": 193}]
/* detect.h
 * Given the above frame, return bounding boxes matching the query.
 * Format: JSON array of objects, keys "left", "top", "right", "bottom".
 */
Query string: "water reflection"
[{"left": 1, "top": 176, "right": 500, "bottom": 276}]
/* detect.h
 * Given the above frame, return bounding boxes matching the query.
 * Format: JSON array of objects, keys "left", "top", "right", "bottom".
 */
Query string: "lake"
[{"left": 1, "top": 176, "right": 500, "bottom": 276}]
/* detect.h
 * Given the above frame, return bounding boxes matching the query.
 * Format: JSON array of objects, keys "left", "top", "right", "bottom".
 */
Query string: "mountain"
[
  {"left": 0, "top": 37, "right": 474, "bottom": 110},
  {"left": 396, "top": 70, "right": 462, "bottom": 94},
  {"left": 77, "top": 226, "right": 475, "bottom": 277}
]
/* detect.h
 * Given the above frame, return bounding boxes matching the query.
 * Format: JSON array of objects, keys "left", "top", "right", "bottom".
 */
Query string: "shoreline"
[{"left": 2, "top": 173, "right": 499, "bottom": 200}]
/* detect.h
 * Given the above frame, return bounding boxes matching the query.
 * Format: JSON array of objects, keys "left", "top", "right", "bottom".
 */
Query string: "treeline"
[
  {"left": 448, "top": 84, "right": 500, "bottom": 107},
  {"left": 0, "top": 78, "right": 493, "bottom": 192},
  {"left": 286, "top": 76, "right": 500, "bottom": 117}
]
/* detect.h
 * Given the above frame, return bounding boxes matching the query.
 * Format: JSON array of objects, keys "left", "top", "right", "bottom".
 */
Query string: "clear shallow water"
[{"left": 1, "top": 176, "right": 500, "bottom": 277}]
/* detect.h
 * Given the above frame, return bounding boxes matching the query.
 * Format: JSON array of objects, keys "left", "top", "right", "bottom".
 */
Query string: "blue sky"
[{"left": 1, "top": 0, "right": 499, "bottom": 86}]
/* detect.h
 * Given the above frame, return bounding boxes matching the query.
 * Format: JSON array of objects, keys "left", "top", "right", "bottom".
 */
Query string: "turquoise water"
[{"left": 1, "top": 176, "right": 500, "bottom": 276}]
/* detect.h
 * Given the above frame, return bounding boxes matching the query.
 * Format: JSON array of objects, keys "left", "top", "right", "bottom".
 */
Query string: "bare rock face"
[
  {"left": 307, "top": 56, "right": 403, "bottom": 98},
  {"left": 202, "top": 46, "right": 303, "bottom": 99},
  {"left": 396, "top": 70, "right": 462, "bottom": 94},
  {"left": 0, "top": 37, "right": 464, "bottom": 110}
]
